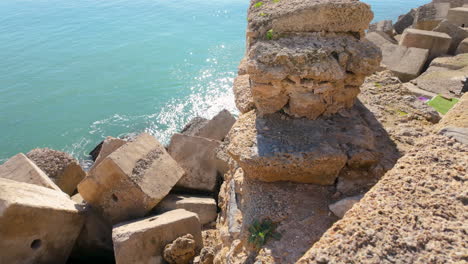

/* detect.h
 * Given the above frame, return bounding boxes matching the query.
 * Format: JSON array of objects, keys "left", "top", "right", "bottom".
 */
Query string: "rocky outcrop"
[
  {"left": 163, "top": 234, "right": 197, "bottom": 264},
  {"left": 297, "top": 135, "right": 468, "bottom": 263},
  {"left": 27, "top": 148, "right": 86, "bottom": 195}
]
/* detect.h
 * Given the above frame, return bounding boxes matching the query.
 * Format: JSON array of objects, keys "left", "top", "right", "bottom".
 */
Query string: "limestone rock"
[
  {"left": 93, "top": 136, "right": 127, "bottom": 168},
  {"left": 328, "top": 195, "right": 363, "bottom": 218},
  {"left": 439, "top": 127, "right": 468, "bottom": 144},
  {"left": 198, "top": 247, "right": 215, "bottom": 264},
  {"left": 168, "top": 133, "right": 220, "bottom": 192},
  {"left": 0, "top": 178, "right": 84, "bottom": 264},
  {"left": 112, "top": 209, "right": 202, "bottom": 264},
  {"left": 447, "top": 7, "right": 468, "bottom": 27},
  {"left": 154, "top": 194, "right": 217, "bottom": 225},
  {"left": 433, "top": 19, "right": 468, "bottom": 54},
  {"left": 246, "top": 0, "right": 374, "bottom": 45},
  {"left": 297, "top": 135, "right": 468, "bottom": 263},
  {"left": 0, "top": 153, "right": 61, "bottom": 192},
  {"left": 181, "top": 110, "right": 236, "bottom": 141},
  {"left": 400, "top": 28, "right": 452, "bottom": 60},
  {"left": 411, "top": 53, "right": 468, "bottom": 96},
  {"left": 78, "top": 133, "right": 184, "bottom": 224},
  {"left": 238, "top": 56, "right": 248, "bottom": 75},
  {"left": 435, "top": 92, "right": 468, "bottom": 130},
  {"left": 26, "top": 148, "right": 86, "bottom": 195},
  {"left": 413, "top": 2, "right": 451, "bottom": 30},
  {"left": 226, "top": 106, "right": 381, "bottom": 185},
  {"left": 233, "top": 74, "right": 255, "bottom": 114},
  {"left": 368, "top": 20, "right": 394, "bottom": 37},
  {"left": 456, "top": 37, "right": 468, "bottom": 54},
  {"left": 379, "top": 44, "right": 429, "bottom": 81},
  {"left": 163, "top": 234, "right": 197, "bottom": 264},
  {"left": 394, "top": 9, "right": 416, "bottom": 34}
]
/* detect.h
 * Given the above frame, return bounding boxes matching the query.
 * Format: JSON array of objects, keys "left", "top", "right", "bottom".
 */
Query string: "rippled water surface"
[{"left": 0, "top": 0, "right": 429, "bottom": 162}]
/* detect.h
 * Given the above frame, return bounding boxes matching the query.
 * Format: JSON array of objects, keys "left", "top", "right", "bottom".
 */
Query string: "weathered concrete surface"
[
  {"left": 411, "top": 53, "right": 468, "bottom": 97},
  {"left": 400, "top": 28, "right": 452, "bottom": 60},
  {"left": 379, "top": 43, "right": 429, "bottom": 82},
  {"left": 456, "top": 37, "right": 468, "bottom": 54},
  {"left": 112, "top": 209, "right": 202, "bottom": 264},
  {"left": 247, "top": 33, "right": 381, "bottom": 118},
  {"left": 433, "top": 19, "right": 468, "bottom": 54},
  {"left": 227, "top": 105, "right": 383, "bottom": 185},
  {"left": 365, "top": 31, "right": 397, "bottom": 48},
  {"left": 297, "top": 135, "right": 468, "bottom": 263},
  {"left": 154, "top": 194, "right": 217, "bottom": 225},
  {"left": 368, "top": 20, "right": 394, "bottom": 36},
  {"left": 163, "top": 234, "right": 197, "bottom": 264},
  {"left": 247, "top": 0, "right": 374, "bottom": 44},
  {"left": 78, "top": 133, "right": 185, "bottom": 224},
  {"left": 233, "top": 74, "right": 255, "bottom": 114},
  {"left": 93, "top": 136, "right": 127, "bottom": 168},
  {"left": 394, "top": 9, "right": 416, "bottom": 34},
  {"left": 447, "top": 7, "right": 468, "bottom": 27},
  {"left": 181, "top": 110, "right": 236, "bottom": 141},
  {"left": 0, "top": 153, "right": 61, "bottom": 192},
  {"left": 27, "top": 148, "right": 86, "bottom": 195},
  {"left": 0, "top": 178, "right": 84, "bottom": 264},
  {"left": 328, "top": 195, "right": 363, "bottom": 218},
  {"left": 412, "top": 2, "right": 451, "bottom": 30},
  {"left": 168, "top": 133, "right": 221, "bottom": 192}
]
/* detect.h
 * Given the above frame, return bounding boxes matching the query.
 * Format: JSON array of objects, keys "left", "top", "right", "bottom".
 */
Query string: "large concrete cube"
[
  {"left": 154, "top": 194, "right": 217, "bottom": 225},
  {"left": 368, "top": 20, "right": 394, "bottom": 36},
  {"left": 434, "top": 20, "right": 468, "bottom": 55},
  {"left": 78, "top": 133, "right": 185, "bottom": 224},
  {"left": 92, "top": 136, "right": 127, "bottom": 168},
  {"left": 0, "top": 178, "right": 84, "bottom": 264},
  {"left": 168, "top": 133, "right": 221, "bottom": 192},
  {"left": 400, "top": 28, "right": 452, "bottom": 60},
  {"left": 456, "top": 37, "right": 468, "bottom": 54},
  {"left": 412, "top": 2, "right": 451, "bottom": 30},
  {"left": 181, "top": 110, "right": 236, "bottom": 141},
  {"left": 0, "top": 153, "right": 61, "bottom": 192},
  {"left": 447, "top": 7, "right": 468, "bottom": 27},
  {"left": 112, "top": 209, "right": 202, "bottom": 264},
  {"left": 380, "top": 44, "right": 429, "bottom": 81}
]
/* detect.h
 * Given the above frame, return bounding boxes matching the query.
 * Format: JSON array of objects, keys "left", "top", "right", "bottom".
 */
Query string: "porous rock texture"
[
  {"left": 163, "top": 234, "right": 197, "bottom": 264},
  {"left": 240, "top": 0, "right": 381, "bottom": 119},
  {"left": 297, "top": 135, "right": 468, "bottom": 263},
  {"left": 27, "top": 148, "right": 86, "bottom": 195}
]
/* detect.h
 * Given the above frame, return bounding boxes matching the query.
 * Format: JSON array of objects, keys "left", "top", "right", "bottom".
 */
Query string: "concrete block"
[
  {"left": 400, "top": 28, "right": 452, "bottom": 60},
  {"left": 181, "top": 110, "right": 236, "bottom": 141},
  {"left": 168, "top": 134, "right": 221, "bottom": 192},
  {"left": 433, "top": 20, "right": 468, "bottom": 54},
  {"left": 93, "top": 136, "right": 127, "bottom": 168},
  {"left": 394, "top": 9, "right": 416, "bottom": 34},
  {"left": 0, "top": 153, "right": 61, "bottom": 192},
  {"left": 78, "top": 133, "right": 185, "bottom": 224},
  {"left": 413, "top": 2, "right": 451, "bottom": 30},
  {"left": 365, "top": 31, "right": 397, "bottom": 48},
  {"left": 112, "top": 209, "right": 202, "bottom": 264},
  {"left": 154, "top": 194, "right": 217, "bottom": 225},
  {"left": 368, "top": 20, "right": 394, "bottom": 36},
  {"left": 456, "top": 37, "right": 468, "bottom": 54},
  {"left": 380, "top": 44, "right": 429, "bottom": 82},
  {"left": 447, "top": 7, "right": 468, "bottom": 27},
  {"left": 0, "top": 178, "right": 84, "bottom": 264}
]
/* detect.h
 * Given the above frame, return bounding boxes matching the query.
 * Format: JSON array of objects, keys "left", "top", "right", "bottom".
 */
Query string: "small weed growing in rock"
[
  {"left": 254, "top": 2, "right": 264, "bottom": 8},
  {"left": 259, "top": 12, "right": 267, "bottom": 16},
  {"left": 272, "top": 0, "right": 280, "bottom": 3},
  {"left": 374, "top": 82, "right": 382, "bottom": 88},
  {"left": 266, "top": 29, "right": 274, "bottom": 40},
  {"left": 248, "top": 219, "right": 281, "bottom": 249}
]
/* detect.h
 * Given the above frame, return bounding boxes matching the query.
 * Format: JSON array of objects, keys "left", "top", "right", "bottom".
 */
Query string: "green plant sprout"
[
  {"left": 254, "top": 2, "right": 264, "bottom": 8},
  {"left": 248, "top": 219, "right": 281, "bottom": 249},
  {"left": 259, "top": 12, "right": 267, "bottom": 16},
  {"left": 272, "top": 0, "right": 281, "bottom": 3},
  {"left": 266, "top": 29, "right": 274, "bottom": 40}
]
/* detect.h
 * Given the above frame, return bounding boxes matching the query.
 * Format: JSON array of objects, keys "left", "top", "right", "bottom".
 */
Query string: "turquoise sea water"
[{"left": 0, "top": 0, "right": 429, "bottom": 164}]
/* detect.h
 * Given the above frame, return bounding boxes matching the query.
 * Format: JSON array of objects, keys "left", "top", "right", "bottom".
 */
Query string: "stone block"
[
  {"left": 226, "top": 106, "right": 381, "bottom": 185},
  {"left": 365, "top": 31, "right": 397, "bottom": 48},
  {"left": 168, "top": 134, "right": 220, "bottom": 192},
  {"left": 0, "top": 153, "right": 61, "bottom": 192},
  {"left": 329, "top": 195, "right": 363, "bottom": 218},
  {"left": 433, "top": 20, "right": 468, "bottom": 54},
  {"left": 413, "top": 2, "right": 451, "bottom": 30},
  {"left": 456, "top": 37, "right": 468, "bottom": 54},
  {"left": 435, "top": 92, "right": 468, "bottom": 130},
  {"left": 233, "top": 74, "right": 255, "bottom": 114},
  {"left": 0, "top": 178, "right": 84, "bottom": 264},
  {"left": 394, "top": 9, "right": 416, "bottom": 34},
  {"left": 380, "top": 44, "right": 429, "bottom": 82},
  {"left": 411, "top": 53, "right": 468, "bottom": 96},
  {"left": 112, "top": 209, "right": 202, "bottom": 264},
  {"left": 27, "top": 148, "right": 86, "bottom": 195},
  {"left": 447, "top": 7, "right": 468, "bottom": 27},
  {"left": 78, "top": 133, "right": 185, "bottom": 224},
  {"left": 181, "top": 110, "right": 236, "bottom": 141},
  {"left": 154, "top": 194, "right": 217, "bottom": 225},
  {"left": 400, "top": 28, "right": 452, "bottom": 60},
  {"left": 93, "top": 136, "right": 127, "bottom": 168},
  {"left": 368, "top": 20, "right": 394, "bottom": 36}
]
